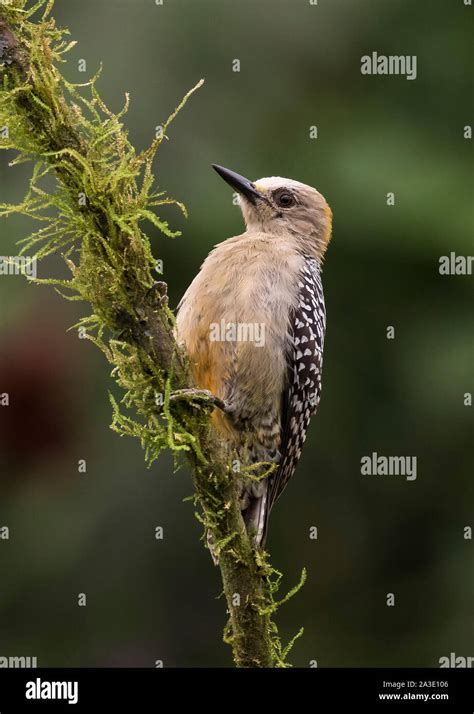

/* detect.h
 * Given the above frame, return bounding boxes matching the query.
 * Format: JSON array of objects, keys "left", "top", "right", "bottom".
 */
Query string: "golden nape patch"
[{"left": 323, "top": 204, "right": 333, "bottom": 246}]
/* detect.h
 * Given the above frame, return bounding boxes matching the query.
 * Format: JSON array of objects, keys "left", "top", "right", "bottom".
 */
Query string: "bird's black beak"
[{"left": 212, "top": 164, "right": 266, "bottom": 205}]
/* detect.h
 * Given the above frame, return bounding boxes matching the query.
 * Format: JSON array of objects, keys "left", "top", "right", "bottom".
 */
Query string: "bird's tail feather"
[{"left": 242, "top": 480, "right": 269, "bottom": 548}]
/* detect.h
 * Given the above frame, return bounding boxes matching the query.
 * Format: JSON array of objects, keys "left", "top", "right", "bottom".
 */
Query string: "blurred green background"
[{"left": 0, "top": 0, "right": 472, "bottom": 667}]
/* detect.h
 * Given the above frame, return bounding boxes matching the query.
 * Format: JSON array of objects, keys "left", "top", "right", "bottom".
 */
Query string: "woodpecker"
[{"left": 176, "top": 165, "right": 332, "bottom": 548}]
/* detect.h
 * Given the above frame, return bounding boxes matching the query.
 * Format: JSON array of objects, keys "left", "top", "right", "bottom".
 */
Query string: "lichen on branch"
[{"left": 0, "top": 0, "right": 306, "bottom": 668}]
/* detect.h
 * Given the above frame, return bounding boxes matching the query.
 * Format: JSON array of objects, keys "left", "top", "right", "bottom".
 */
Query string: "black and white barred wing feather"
[{"left": 267, "top": 257, "right": 326, "bottom": 517}]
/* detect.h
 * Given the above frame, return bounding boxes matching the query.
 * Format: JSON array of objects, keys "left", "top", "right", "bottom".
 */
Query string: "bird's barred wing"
[{"left": 267, "top": 257, "right": 326, "bottom": 512}]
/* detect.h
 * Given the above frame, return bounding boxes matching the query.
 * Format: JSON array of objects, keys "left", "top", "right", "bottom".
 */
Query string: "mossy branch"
[{"left": 0, "top": 0, "right": 305, "bottom": 668}]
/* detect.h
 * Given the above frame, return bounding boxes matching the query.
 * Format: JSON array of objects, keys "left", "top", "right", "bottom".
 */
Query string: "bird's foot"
[{"left": 168, "top": 388, "right": 230, "bottom": 414}]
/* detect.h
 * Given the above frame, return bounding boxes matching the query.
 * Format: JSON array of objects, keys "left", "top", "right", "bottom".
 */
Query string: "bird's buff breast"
[{"left": 176, "top": 234, "right": 304, "bottom": 438}]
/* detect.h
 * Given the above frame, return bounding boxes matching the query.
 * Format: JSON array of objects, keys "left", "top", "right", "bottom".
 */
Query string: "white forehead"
[{"left": 253, "top": 176, "right": 317, "bottom": 196}]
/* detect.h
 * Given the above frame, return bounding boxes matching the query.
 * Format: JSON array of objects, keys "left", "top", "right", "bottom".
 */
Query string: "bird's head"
[{"left": 212, "top": 164, "right": 332, "bottom": 259}]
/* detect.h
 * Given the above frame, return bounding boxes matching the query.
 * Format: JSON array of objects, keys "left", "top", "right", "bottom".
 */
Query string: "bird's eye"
[{"left": 274, "top": 190, "right": 295, "bottom": 208}]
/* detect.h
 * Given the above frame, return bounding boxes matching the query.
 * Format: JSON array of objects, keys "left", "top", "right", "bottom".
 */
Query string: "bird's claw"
[{"left": 169, "top": 388, "right": 230, "bottom": 414}]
